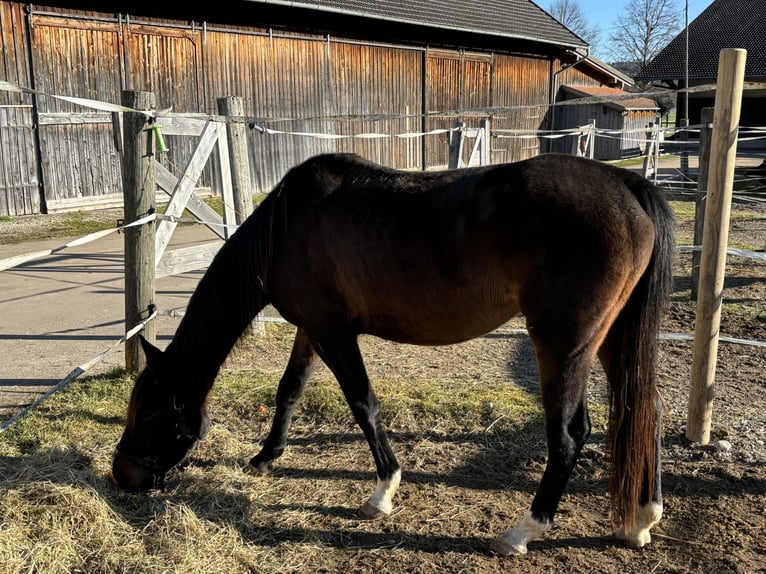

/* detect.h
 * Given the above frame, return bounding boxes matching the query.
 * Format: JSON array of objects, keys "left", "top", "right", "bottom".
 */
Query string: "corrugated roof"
[
  {"left": 248, "top": 0, "right": 587, "bottom": 49},
  {"left": 562, "top": 85, "right": 658, "bottom": 111},
  {"left": 636, "top": 0, "right": 766, "bottom": 81}
]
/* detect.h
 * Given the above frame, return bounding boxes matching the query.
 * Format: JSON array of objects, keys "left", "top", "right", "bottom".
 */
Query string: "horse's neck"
[{"left": 168, "top": 229, "right": 266, "bottom": 393}]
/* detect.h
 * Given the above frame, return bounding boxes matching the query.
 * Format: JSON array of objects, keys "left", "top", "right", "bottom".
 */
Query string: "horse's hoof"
[
  {"left": 614, "top": 502, "right": 662, "bottom": 548},
  {"left": 488, "top": 534, "right": 527, "bottom": 555},
  {"left": 614, "top": 528, "right": 651, "bottom": 549},
  {"left": 245, "top": 460, "right": 273, "bottom": 476},
  {"left": 358, "top": 501, "right": 389, "bottom": 520}
]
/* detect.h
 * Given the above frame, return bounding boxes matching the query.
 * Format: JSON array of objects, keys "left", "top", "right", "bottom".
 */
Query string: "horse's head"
[{"left": 111, "top": 336, "right": 209, "bottom": 492}]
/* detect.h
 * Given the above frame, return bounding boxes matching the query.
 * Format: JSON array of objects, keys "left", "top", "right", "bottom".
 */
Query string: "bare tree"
[
  {"left": 608, "top": 0, "right": 682, "bottom": 67},
  {"left": 549, "top": 0, "right": 600, "bottom": 50}
]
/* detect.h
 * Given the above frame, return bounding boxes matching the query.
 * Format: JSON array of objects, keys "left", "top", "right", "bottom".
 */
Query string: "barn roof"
[
  {"left": 562, "top": 86, "right": 659, "bottom": 111},
  {"left": 246, "top": 0, "right": 587, "bottom": 50},
  {"left": 636, "top": 0, "right": 766, "bottom": 81}
]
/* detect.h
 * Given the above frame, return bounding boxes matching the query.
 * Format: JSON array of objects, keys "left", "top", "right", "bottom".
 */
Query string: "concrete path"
[{"left": 0, "top": 224, "right": 219, "bottom": 423}]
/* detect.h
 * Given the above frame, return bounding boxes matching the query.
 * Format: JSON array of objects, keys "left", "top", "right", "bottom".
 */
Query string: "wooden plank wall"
[
  {"left": 202, "top": 32, "right": 424, "bottom": 193},
  {"left": 0, "top": 4, "right": 616, "bottom": 215},
  {"left": 0, "top": 1, "right": 28, "bottom": 104},
  {"left": 0, "top": 106, "right": 39, "bottom": 215},
  {"left": 491, "top": 54, "right": 552, "bottom": 162},
  {"left": 0, "top": 2, "right": 39, "bottom": 216},
  {"left": 425, "top": 50, "right": 492, "bottom": 169},
  {"left": 547, "top": 63, "right": 604, "bottom": 156}
]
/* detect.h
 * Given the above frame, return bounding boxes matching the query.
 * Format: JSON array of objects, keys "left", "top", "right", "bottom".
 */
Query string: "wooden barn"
[
  {"left": 0, "top": 0, "right": 629, "bottom": 216},
  {"left": 554, "top": 85, "right": 659, "bottom": 160}
]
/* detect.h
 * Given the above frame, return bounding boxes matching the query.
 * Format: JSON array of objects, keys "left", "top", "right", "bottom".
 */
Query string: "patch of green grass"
[
  {"left": 61, "top": 211, "right": 115, "bottom": 235},
  {"left": 0, "top": 369, "right": 132, "bottom": 457},
  {"left": 730, "top": 210, "right": 766, "bottom": 222},
  {"left": 669, "top": 197, "right": 764, "bottom": 247},
  {"left": 213, "top": 371, "right": 543, "bottom": 436},
  {"left": 200, "top": 196, "right": 224, "bottom": 217},
  {"left": 729, "top": 242, "right": 764, "bottom": 252},
  {"left": 610, "top": 156, "right": 648, "bottom": 168},
  {"left": 668, "top": 199, "right": 697, "bottom": 219},
  {"left": 721, "top": 301, "right": 766, "bottom": 324}
]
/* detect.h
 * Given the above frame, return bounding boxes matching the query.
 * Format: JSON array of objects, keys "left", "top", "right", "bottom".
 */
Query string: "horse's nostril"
[{"left": 111, "top": 455, "right": 157, "bottom": 492}]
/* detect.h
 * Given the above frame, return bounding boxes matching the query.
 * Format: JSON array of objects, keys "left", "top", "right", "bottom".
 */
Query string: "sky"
[{"left": 546, "top": 0, "right": 711, "bottom": 59}]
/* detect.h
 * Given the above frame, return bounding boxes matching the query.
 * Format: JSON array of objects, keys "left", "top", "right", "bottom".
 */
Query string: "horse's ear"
[{"left": 138, "top": 334, "right": 164, "bottom": 368}]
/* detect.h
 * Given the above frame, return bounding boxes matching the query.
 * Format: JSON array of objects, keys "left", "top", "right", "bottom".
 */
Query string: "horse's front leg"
[
  {"left": 248, "top": 328, "right": 317, "bottom": 474},
  {"left": 309, "top": 329, "right": 401, "bottom": 518}
]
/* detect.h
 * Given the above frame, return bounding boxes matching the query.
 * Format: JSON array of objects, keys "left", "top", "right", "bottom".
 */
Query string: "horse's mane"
[{"left": 163, "top": 182, "right": 283, "bottom": 390}]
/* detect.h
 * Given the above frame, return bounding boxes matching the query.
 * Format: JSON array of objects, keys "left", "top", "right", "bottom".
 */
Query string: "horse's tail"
[{"left": 607, "top": 177, "right": 675, "bottom": 533}]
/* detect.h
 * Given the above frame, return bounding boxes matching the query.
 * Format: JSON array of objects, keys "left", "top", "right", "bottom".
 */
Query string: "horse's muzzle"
[{"left": 111, "top": 453, "right": 165, "bottom": 492}]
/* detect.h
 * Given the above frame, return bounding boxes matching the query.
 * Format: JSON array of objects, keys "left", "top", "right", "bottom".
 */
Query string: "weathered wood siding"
[
  {"left": 0, "top": 3, "right": 618, "bottom": 216},
  {"left": 201, "top": 31, "right": 424, "bottom": 193},
  {"left": 30, "top": 17, "right": 122, "bottom": 211},
  {"left": 547, "top": 63, "right": 605, "bottom": 156},
  {"left": 425, "top": 50, "right": 492, "bottom": 169},
  {"left": 551, "top": 64, "right": 658, "bottom": 160},
  {"left": 0, "top": 2, "right": 39, "bottom": 216},
  {"left": 491, "top": 54, "right": 552, "bottom": 162},
  {"left": 0, "top": 105, "right": 39, "bottom": 216}
]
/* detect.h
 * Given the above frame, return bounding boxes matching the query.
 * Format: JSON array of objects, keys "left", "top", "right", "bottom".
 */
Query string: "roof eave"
[
  {"left": 244, "top": 0, "right": 588, "bottom": 50},
  {"left": 582, "top": 57, "right": 634, "bottom": 86}
]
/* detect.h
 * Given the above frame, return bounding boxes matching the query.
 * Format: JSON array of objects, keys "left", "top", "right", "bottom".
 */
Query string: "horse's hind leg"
[
  {"left": 308, "top": 329, "right": 401, "bottom": 519},
  {"left": 248, "top": 328, "right": 317, "bottom": 474},
  {"left": 491, "top": 337, "right": 595, "bottom": 555}
]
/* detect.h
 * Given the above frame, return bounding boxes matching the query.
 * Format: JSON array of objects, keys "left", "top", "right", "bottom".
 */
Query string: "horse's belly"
[{"left": 359, "top": 292, "right": 521, "bottom": 346}]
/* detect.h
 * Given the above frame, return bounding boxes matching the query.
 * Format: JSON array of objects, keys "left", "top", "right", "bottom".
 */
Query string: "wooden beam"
[
  {"left": 121, "top": 91, "right": 157, "bottom": 373},
  {"left": 686, "top": 49, "right": 747, "bottom": 444}
]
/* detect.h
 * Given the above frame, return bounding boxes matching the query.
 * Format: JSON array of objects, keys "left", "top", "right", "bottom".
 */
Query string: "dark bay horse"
[{"left": 111, "top": 153, "right": 675, "bottom": 555}]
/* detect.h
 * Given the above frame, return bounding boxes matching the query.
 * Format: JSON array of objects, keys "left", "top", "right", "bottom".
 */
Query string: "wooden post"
[
  {"left": 690, "top": 107, "right": 714, "bottom": 300},
  {"left": 122, "top": 91, "right": 157, "bottom": 373},
  {"left": 479, "top": 118, "right": 491, "bottom": 166},
  {"left": 686, "top": 49, "right": 747, "bottom": 444},
  {"left": 642, "top": 122, "right": 656, "bottom": 179},
  {"left": 217, "top": 96, "right": 263, "bottom": 335},
  {"left": 448, "top": 122, "right": 465, "bottom": 169},
  {"left": 218, "top": 96, "right": 253, "bottom": 226}
]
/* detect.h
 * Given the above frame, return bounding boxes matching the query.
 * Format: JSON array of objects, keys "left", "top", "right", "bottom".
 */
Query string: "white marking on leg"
[
  {"left": 359, "top": 469, "right": 401, "bottom": 518},
  {"left": 489, "top": 511, "right": 551, "bottom": 555},
  {"left": 615, "top": 502, "right": 663, "bottom": 548}
]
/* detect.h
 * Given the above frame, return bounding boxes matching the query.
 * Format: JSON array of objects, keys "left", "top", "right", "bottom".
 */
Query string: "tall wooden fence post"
[
  {"left": 448, "top": 122, "right": 465, "bottom": 169},
  {"left": 218, "top": 96, "right": 263, "bottom": 335},
  {"left": 686, "top": 49, "right": 747, "bottom": 444},
  {"left": 218, "top": 96, "right": 254, "bottom": 225},
  {"left": 122, "top": 90, "right": 157, "bottom": 373},
  {"left": 479, "top": 118, "right": 491, "bottom": 166},
  {"left": 690, "top": 107, "right": 714, "bottom": 301}
]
